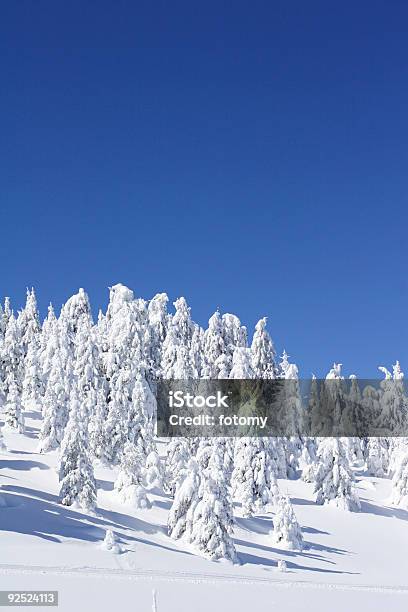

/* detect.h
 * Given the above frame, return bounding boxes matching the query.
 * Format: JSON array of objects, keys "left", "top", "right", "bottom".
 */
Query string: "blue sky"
[{"left": 1, "top": 1, "right": 407, "bottom": 376}]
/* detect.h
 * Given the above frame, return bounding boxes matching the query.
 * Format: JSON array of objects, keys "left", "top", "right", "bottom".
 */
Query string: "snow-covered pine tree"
[
  {"left": 1, "top": 314, "right": 24, "bottom": 398},
  {"left": 389, "top": 453, "right": 408, "bottom": 509},
  {"left": 189, "top": 442, "right": 236, "bottom": 562},
  {"left": 272, "top": 495, "right": 304, "bottom": 551},
  {"left": 189, "top": 324, "right": 204, "bottom": 379},
  {"left": 102, "top": 529, "right": 121, "bottom": 553},
  {"left": 313, "top": 438, "right": 360, "bottom": 511},
  {"left": 145, "top": 450, "right": 163, "bottom": 490},
  {"left": 59, "top": 288, "right": 93, "bottom": 345},
  {"left": 59, "top": 392, "right": 96, "bottom": 511},
  {"left": 277, "top": 352, "right": 303, "bottom": 478},
  {"left": 38, "top": 332, "right": 72, "bottom": 452},
  {"left": 164, "top": 438, "right": 191, "bottom": 495},
  {"left": 202, "top": 311, "right": 226, "bottom": 379},
  {"left": 168, "top": 458, "right": 200, "bottom": 538},
  {"left": 376, "top": 362, "right": 407, "bottom": 435},
  {"left": 365, "top": 437, "right": 389, "bottom": 477},
  {"left": 168, "top": 451, "right": 237, "bottom": 562},
  {"left": 231, "top": 437, "right": 276, "bottom": 516},
  {"left": 22, "top": 336, "right": 43, "bottom": 410},
  {"left": 17, "top": 288, "right": 41, "bottom": 357},
  {"left": 4, "top": 378, "right": 25, "bottom": 433},
  {"left": 229, "top": 347, "right": 254, "bottom": 379},
  {"left": 160, "top": 298, "right": 195, "bottom": 379},
  {"left": 88, "top": 388, "right": 109, "bottom": 460},
  {"left": 146, "top": 292, "right": 169, "bottom": 377},
  {"left": 0, "top": 422, "right": 6, "bottom": 451},
  {"left": 114, "top": 441, "right": 151, "bottom": 508},
  {"left": 340, "top": 376, "right": 364, "bottom": 463},
  {"left": 251, "top": 317, "right": 277, "bottom": 378},
  {"left": 74, "top": 317, "right": 102, "bottom": 398},
  {"left": 102, "top": 370, "right": 131, "bottom": 465},
  {"left": 0, "top": 303, "right": 5, "bottom": 342}
]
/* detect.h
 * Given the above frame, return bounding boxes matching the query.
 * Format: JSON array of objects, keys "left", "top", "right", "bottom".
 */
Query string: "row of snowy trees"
[{"left": 1, "top": 285, "right": 408, "bottom": 562}]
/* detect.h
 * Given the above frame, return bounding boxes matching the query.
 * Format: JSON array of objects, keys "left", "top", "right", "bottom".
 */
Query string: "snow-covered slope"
[{"left": 1, "top": 410, "right": 408, "bottom": 611}]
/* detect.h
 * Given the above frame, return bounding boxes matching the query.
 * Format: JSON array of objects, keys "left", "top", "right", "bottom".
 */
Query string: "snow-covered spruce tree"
[
  {"left": 38, "top": 339, "right": 72, "bottom": 452},
  {"left": 22, "top": 336, "right": 43, "bottom": 409},
  {"left": 231, "top": 437, "right": 276, "bottom": 516},
  {"left": 339, "top": 376, "right": 364, "bottom": 463},
  {"left": 164, "top": 438, "right": 191, "bottom": 495},
  {"left": 376, "top": 362, "right": 407, "bottom": 435},
  {"left": 189, "top": 324, "right": 204, "bottom": 379},
  {"left": 0, "top": 303, "right": 5, "bottom": 342},
  {"left": 251, "top": 317, "right": 277, "bottom": 378},
  {"left": 74, "top": 317, "right": 102, "bottom": 400},
  {"left": 59, "top": 393, "right": 96, "bottom": 511},
  {"left": 4, "top": 379, "right": 25, "bottom": 433},
  {"left": 168, "top": 451, "right": 237, "bottom": 562},
  {"left": 145, "top": 292, "right": 169, "bottom": 377},
  {"left": 101, "top": 284, "right": 141, "bottom": 464},
  {"left": 361, "top": 384, "right": 381, "bottom": 427},
  {"left": 38, "top": 304, "right": 59, "bottom": 392},
  {"left": 145, "top": 450, "right": 163, "bottom": 489},
  {"left": 59, "top": 288, "right": 93, "bottom": 346},
  {"left": 1, "top": 314, "right": 24, "bottom": 398},
  {"left": 272, "top": 495, "right": 304, "bottom": 551},
  {"left": 128, "top": 372, "right": 156, "bottom": 451},
  {"left": 0, "top": 297, "right": 12, "bottom": 341},
  {"left": 172, "top": 297, "right": 195, "bottom": 349},
  {"left": 202, "top": 311, "right": 226, "bottom": 379},
  {"left": 168, "top": 458, "right": 200, "bottom": 538},
  {"left": 277, "top": 352, "right": 303, "bottom": 479},
  {"left": 114, "top": 441, "right": 151, "bottom": 508},
  {"left": 365, "top": 437, "right": 389, "bottom": 477},
  {"left": 229, "top": 346, "right": 254, "bottom": 379},
  {"left": 88, "top": 388, "right": 109, "bottom": 460},
  {"left": 389, "top": 453, "right": 408, "bottom": 509},
  {"left": 160, "top": 297, "right": 196, "bottom": 379},
  {"left": 102, "top": 529, "right": 121, "bottom": 553},
  {"left": 190, "top": 442, "right": 236, "bottom": 561},
  {"left": 269, "top": 437, "right": 288, "bottom": 479},
  {"left": 0, "top": 422, "right": 7, "bottom": 451},
  {"left": 300, "top": 439, "right": 318, "bottom": 483},
  {"left": 222, "top": 313, "right": 247, "bottom": 367},
  {"left": 313, "top": 438, "right": 360, "bottom": 511},
  {"left": 102, "top": 370, "right": 131, "bottom": 465},
  {"left": 17, "top": 288, "right": 41, "bottom": 357}
]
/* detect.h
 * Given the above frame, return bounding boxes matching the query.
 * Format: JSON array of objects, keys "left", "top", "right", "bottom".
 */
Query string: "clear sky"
[{"left": 1, "top": 1, "right": 407, "bottom": 376}]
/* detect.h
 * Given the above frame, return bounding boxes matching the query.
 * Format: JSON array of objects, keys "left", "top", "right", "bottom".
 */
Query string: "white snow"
[{"left": 1, "top": 411, "right": 408, "bottom": 611}]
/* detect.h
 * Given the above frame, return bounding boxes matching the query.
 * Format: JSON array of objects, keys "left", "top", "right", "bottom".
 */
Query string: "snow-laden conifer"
[
  {"left": 365, "top": 437, "right": 389, "bottom": 477},
  {"left": 314, "top": 438, "right": 360, "bottom": 511},
  {"left": 17, "top": 288, "right": 41, "bottom": 356},
  {"left": 272, "top": 495, "right": 304, "bottom": 551},
  {"left": 102, "top": 529, "right": 121, "bottom": 553},
  {"left": 59, "top": 393, "right": 96, "bottom": 511},
  {"left": 251, "top": 317, "right": 277, "bottom": 378},
  {"left": 22, "top": 337, "right": 43, "bottom": 409},
  {"left": 114, "top": 441, "right": 151, "bottom": 508},
  {"left": 231, "top": 437, "right": 276, "bottom": 516},
  {"left": 390, "top": 453, "right": 408, "bottom": 509},
  {"left": 376, "top": 362, "right": 407, "bottom": 435},
  {"left": 4, "top": 379, "right": 25, "bottom": 433},
  {"left": 168, "top": 449, "right": 237, "bottom": 562},
  {"left": 164, "top": 439, "right": 191, "bottom": 495}
]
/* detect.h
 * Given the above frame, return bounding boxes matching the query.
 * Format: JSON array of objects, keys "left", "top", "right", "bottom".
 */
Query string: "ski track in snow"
[{"left": 1, "top": 563, "right": 408, "bottom": 595}]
